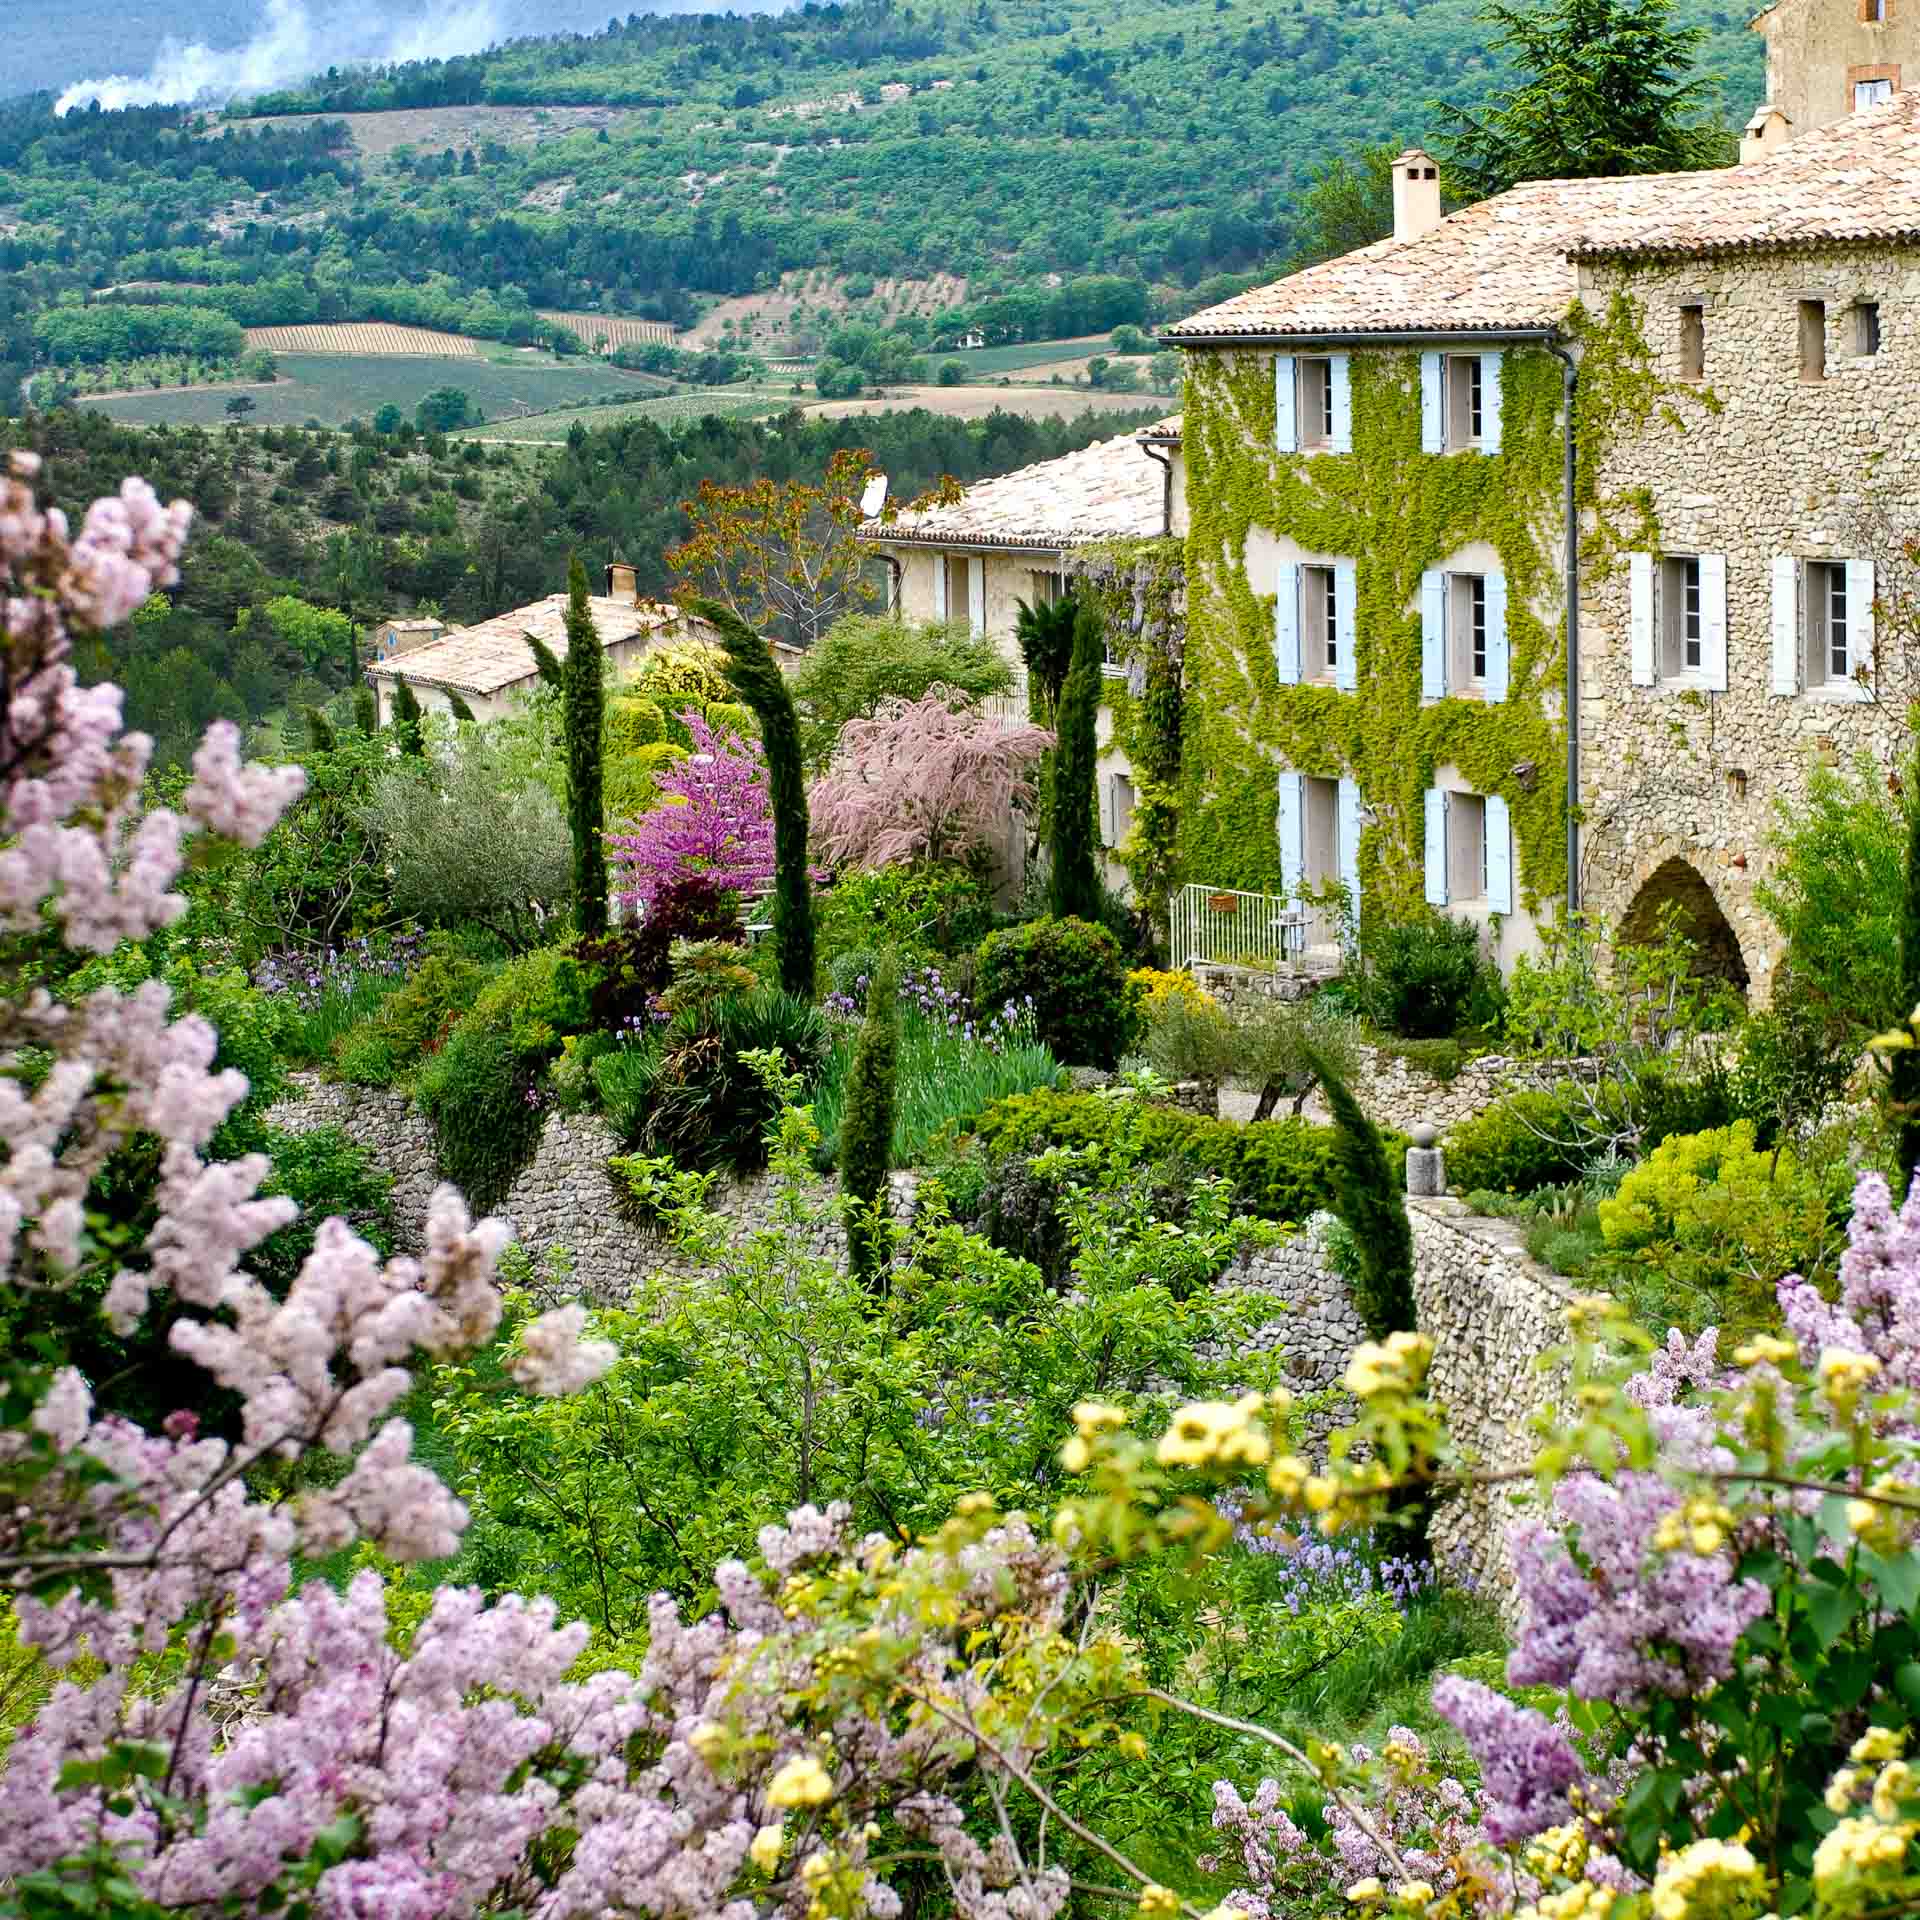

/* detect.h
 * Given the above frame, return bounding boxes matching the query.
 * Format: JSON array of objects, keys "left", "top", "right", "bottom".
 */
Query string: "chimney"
[
  {"left": 1391, "top": 148, "right": 1443, "bottom": 244},
  {"left": 1741, "top": 104, "right": 1792, "bottom": 161},
  {"left": 606, "top": 560, "right": 639, "bottom": 603}
]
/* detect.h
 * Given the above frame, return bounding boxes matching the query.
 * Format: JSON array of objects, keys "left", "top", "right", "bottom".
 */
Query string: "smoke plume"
[{"left": 54, "top": 0, "right": 509, "bottom": 114}]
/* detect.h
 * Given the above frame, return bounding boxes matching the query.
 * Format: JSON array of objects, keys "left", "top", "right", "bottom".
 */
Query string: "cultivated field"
[
  {"left": 243, "top": 324, "right": 483, "bottom": 356},
  {"left": 82, "top": 354, "right": 657, "bottom": 428},
  {"left": 808, "top": 384, "right": 1170, "bottom": 424},
  {"left": 460, "top": 387, "right": 796, "bottom": 441},
  {"left": 935, "top": 335, "right": 1117, "bottom": 376},
  {"left": 537, "top": 312, "right": 677, "bottom": 350},
  {"left": 222, "top": 105, "right": 644, "bottom": 166}
]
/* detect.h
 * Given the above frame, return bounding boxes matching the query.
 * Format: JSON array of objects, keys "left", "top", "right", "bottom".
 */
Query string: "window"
[
  {"left": 1298, "top": 358, "right": 1335, "bottom": 448},
  {"left": 1447, "top": 571, "right": 1488, "bottom": 691},
  {"left": 1104, "top": 773, "right": 1135, "bottom": 847},
  {"left": 1856, "top": 76, "right": 1895, "bottom": 107},
  {"left": 1679, "top": 303, "right": 1706, "bottom": 380},
  {"left": 1302, "top": 565, "right": 1338, "bottom": 678},
  {"left": 1445, "top": 354, "right": 1483, "bottom": 449},
  {"left": 1807, "top": 561, "right": 1853, "bottom": 685},
  {"left": 1661, "top": 555, "right": 1703, "bottom": 676},
  {"left": 1854, "top": 301, "right": 1883, "bottom": 355},
  {"left": 1030, "top": 569, "right": 1067, "bottom": 605},
  {"left": 1797, "top": 297, "right": 1827, "bottom": 380},
  {"left": 1304, "top": 775, "right": 1339, "bottom": 892},
  {"left": 1862, "top": 0, "right": 1887, "bottom": 23},
  {"left": 1447, "top": 793, "right": 1488, "bottom": 902}
]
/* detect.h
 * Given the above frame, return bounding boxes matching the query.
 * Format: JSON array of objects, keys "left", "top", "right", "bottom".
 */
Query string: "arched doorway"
[{"left": 1617, "top": 857, "right": 1751, "bottom": 996}]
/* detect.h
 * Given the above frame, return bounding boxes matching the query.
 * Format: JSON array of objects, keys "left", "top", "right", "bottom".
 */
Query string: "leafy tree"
[
  {"left": 790, "top": 612, "right": 1014, "bottom": 769},
  {"left": 415, "top": 386, "right": 476, "bottom": 432},
  {"left": 1049, "top": 599, "right": 1103, "bottom": 924},
  {"left": 697, "top": 598, "right": 816, "bottom": 999},
  {"left": 1015, "top": 591, "right": 1078, "bottom": 726},
  {"left": 840, "top": 961, "right": 900, "bottom": 1292},
  {"left": 812, "top": 688, "right": 1051, "bottom": 870},
  {"left": 1287, "top": 142, "right": 1398, "bottom": 267},
  {"left": 1432, "top": 0, "right": 1731, "bottom": 199},
  {"left": 562, "top": 555, "right": 609, "bottom": 934},
  {"left": 225, "top": 394, "right": 256, "bottom": 419}
]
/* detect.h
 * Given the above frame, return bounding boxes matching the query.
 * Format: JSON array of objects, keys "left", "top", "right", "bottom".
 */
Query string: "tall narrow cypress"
[
  {"left": 353, "top": 685, "right": 378, "bottom": 736},
  {"left": 840, "top": 960, "right": 900, "bottom": 1292},
  {"left": 1303, "top": 1043, "right": 1415, "bottom": 1340},
  {"left": 390, "top": 679, "right": 426, "bottom": 758},
  {"left": 562, "top": 555, "right": 609, "bottom": 935},
  {"left": 691, "top": 597, "right": 816, "bottom": 999},
  {"left": 1896, "top": 783, "right": 1920, "bottom": 1190},
  {"left": 1049, "top": 599, "right": 1103, "bottom": 924}
]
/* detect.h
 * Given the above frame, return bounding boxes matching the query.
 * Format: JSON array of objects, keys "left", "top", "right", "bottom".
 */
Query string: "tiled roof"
[
  {"left": 1165, "top": 92, "right": 1920, "bottom": 342},
  {"left": 367, "top": 595, "right": 701, "bottom": 696},
  {"left": 859, "top": 417, "right": 1180, "bottom": 549}
]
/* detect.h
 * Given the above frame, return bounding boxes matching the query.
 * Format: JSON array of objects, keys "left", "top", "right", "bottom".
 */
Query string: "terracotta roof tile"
[
  {"left": 859, "top": 417, "right": 1180, "bottom": 549},
  {"left": 366, "top": 595, "right": 704, "bottom": 696},
  {"left": 1164, "top": 92, "right": 1920, "bottom": 342}
]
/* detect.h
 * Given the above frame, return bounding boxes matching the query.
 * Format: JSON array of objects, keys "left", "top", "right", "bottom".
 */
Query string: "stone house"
[
  {"left": 1747, "top": 0, "right": 1914, "bottom": 154},
  {"left": 1158, "top": 88, "right": 1920, "bottom": 993},
  {"left": 367, "top": 564, "right": 719, "bottom": 727},
  {"left": 856, "top": 420, "right": 1181, "bottom": 890}
]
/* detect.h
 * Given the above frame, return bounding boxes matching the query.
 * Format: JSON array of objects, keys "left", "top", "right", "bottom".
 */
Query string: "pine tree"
[
  {"left": 353, "top": 686, "right": 378, "bottom": 735},
  {"left": 1049, "top": 599, "right": 1103, "bottom": 924},
  {"left": 840, "top": 960, "right": 900, "bottom": 1293},
  {"left": 1896, "top": 790, "right": 1920, "bottom": 1189},
  {"left": 691, "top": 597, "right": 816, "bottom": 999},
  {"left": 562, "top": 555, "right": 609, "bottom": 936},
  {"left": 390, "top": 680, "right": 426, "bottom": 758},
  {"left": 1303, "top": 1043, "right": 1415, "bottom": 1340}
]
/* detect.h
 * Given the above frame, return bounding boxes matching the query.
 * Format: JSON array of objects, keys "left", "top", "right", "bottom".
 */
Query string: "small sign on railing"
[{"left": 1171, "top": 883, "right": 1306, "bottom": 973}]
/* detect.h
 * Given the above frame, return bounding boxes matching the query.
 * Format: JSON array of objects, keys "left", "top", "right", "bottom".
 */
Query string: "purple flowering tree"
[{"left": 606, "top": 709, "right": 774, "bottom": 914}]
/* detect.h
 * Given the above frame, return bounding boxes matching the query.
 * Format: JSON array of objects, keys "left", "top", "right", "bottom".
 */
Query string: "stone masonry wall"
[{"left": 1577, "top": 244, "right": 1919, "bottom": 995}]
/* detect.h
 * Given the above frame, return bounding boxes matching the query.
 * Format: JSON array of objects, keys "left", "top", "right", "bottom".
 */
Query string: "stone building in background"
[{"left": 1746, "top": 0, "right": 1914, "bottom": 155}]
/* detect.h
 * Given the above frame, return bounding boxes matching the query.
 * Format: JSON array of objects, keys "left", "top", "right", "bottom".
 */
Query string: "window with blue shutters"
[{"left": 1421, "top": 349, "right": 1504, "bottom": 454}]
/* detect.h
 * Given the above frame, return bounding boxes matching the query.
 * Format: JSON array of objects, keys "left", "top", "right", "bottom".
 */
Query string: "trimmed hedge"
[
  {"left": 970, "top": 1086, "right": 1406, "bottom": 1226},
  {"left": 976, "top": 916, "right": 1138, "bottom": 1070}
]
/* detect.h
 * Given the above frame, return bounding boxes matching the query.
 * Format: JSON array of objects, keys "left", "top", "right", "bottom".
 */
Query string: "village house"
[
  {"left": 856, "top": 420, "right": 1181, "bottom": 887},
  {"left": 367, "top": 564, "right": 719, "bottom": 727},
  {"left": 1155, "top": 29, "right": 1920, "bottom": 995},
  {"left": 1745, "top": 0, "right": 1915, "bottom": 154}
]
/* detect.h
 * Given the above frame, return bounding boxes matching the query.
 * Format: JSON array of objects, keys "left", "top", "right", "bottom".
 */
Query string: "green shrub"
[
  {"left": 1357, "top": 915, "right": 1500, "bottom": 1040},
  {"left": 630, "top": 988, "right": 829, "bottom": 1172},
  {"left": 254, "top": 1126, "right": 396, "bottom": 1290},
  {"left": 839, "top": 965, "right": 900, "bottom": 1287},
  {"left": 970, "top": 1086, "right": 1397, "bottom": 1225},
  {"left": 591, "top": 1042, "right": 659, "bottom": 1142},
  {"left": 976, "top": 916, "right": 1139, "bottom": 1069},
  {"left": 818, "top": 863, "right": 997, "bottom": 969},
  {"left": 333, "top": 944, "right": 493, "bottom": 1086}
]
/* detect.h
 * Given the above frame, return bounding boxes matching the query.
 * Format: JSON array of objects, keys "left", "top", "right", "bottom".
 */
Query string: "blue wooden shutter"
[
  {"left": 1480, "top": 349, "right": 1504, "bottom": 455},
  {"left": 1274, "top": 354, "right": 1298, "bottom": 454},
  {"left": 1771, "top": 555, "right": 1801, "bottom": 696},
  {"left": 1420, "top": 569, "right": 1446, "bottom": 699},
  {"left": 1486, "top": 792, "right": 1514, "bottom": 915},
  {"left": 1629, "top": 553, "right": 1656, "bottom": 686},
  {"left": 1484, "top": 570, "right": 1510, "bottom": 702},
  {"left": 1333, "top": 561, "right": 1358, "bottom": 690},
  {"left": 1278, "top": 771, "right": 1306, "bottom": 900},
  {"left": 1274, "top": 562, "right": 1302, "bottom": 684},
  {"left": 1701, "top": 552, "right": 1728, "bottom": 692},
  {"left": 932, "top": 554, "right": 948, "bottom": 622},
  {"left": 1329, "top": 353, "right": 1353, "bottom": 453},
  {"left": 1420, "top": 352, "right": 1444, "bottom": 454},
  {"left": 1423, "top": 787, "right": 1449, "bottom": 906},
  {"left": 1338, "top": 775, "right": 1362, "bottom": 930}
]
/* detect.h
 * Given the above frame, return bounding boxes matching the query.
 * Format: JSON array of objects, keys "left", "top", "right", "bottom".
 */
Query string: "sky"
[{"left": 2, "top": 0, "right": 784, "bottom": 108}]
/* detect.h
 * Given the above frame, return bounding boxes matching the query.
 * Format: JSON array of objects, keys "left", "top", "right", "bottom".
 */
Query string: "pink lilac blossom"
[
  {"left": 608, "top": 709, "right": 776, "bottom": 912},
  {"left": 1780, "top": 1170, "right": 1920, "bottom": 1385},
  {"left": 1429, "top": 1678, "right": 1591, "bottom": 1846}
]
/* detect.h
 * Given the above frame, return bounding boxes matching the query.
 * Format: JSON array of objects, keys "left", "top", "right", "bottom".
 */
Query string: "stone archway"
[{"left": 1617, "top": 856, "right": 1751, "bottom": 995}]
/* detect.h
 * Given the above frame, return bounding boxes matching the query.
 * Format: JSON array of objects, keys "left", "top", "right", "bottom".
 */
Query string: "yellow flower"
[
  {"left": 955, "top": 1492, "right": 996, "bottom": 1516},
  {"left": 1649, "top": 1837, "right": 1766, "bottom": 1920},
  {"left": 1733, "top": 1335, "right": 1796, "bottom": 1368},
  {"left": 1346, "top": 1880, "right": 1385, "bottom": 1904},
  {"left": 1819, "top": 1348, "right": 1882, "bottom": 1410},
  {"left": 1137, "top": 1885, "right": 1181, "bottom": 1916},
  {"left": 801, "top": 1852, "right": 834, "bottom": 1888},
  {"left": 1268, "top": 1453, "right": 1311, "bottom": 1499},
  {"left": 687, "top": 1720, "right": 728, "bottom": 1762},
  {"left": 1873, "top": 1760, "right": 1917, "bottom": 1822},
  {"left": 750, "top": 1824, "right": 786, "bottom": 1873},
  {"left": 767, "top": 1755, "right": 836, "bottom": 1809},
  {"left": 1060, "top": 1435, "right": 1093, "bottom": 1473},
  {"left": 1395, "top": 1882, "right": 1436, "bottom": 1909},
  {"left": 1199, "top": 1907, "right": 1248, "bottom": 1920},
  {"left": 1812, "top": 1815, "right": 1917, "bottom": 1890},
  {"left": 1073, "top": 1401, "right": 1129, "bottom": 1437},
  {"left": 1304, "top": 1476, "right": 1338, "bottom": 1512},
  {"left": 1342, "top": 1343, "right": 1393, "bottom": 1398},
  {"left": 1050, "top": 1504, "right": 1083, "bottom": 1548},
  {"left": 1827, "top": 1768, "right": 1861, "bottom": 1815},
  {"left": 1156, "top": 1400, "right": 1262, "bottom": 1469},
  {"left": 1853, "top": 1728, "right": 1906, "bottom": 1766}
]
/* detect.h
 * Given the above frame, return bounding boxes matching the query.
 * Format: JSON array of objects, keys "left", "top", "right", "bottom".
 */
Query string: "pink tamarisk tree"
[
  {"left": 607, "top": 709, "right": 775, "bottom": 913},
  {"left": 809, "top": 686, "right": 1052, "bottom": 870}
]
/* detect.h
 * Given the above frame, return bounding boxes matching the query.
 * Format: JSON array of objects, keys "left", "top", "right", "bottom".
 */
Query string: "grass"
[
  {"left": 810, "top": 1007, "right": 1062, "bottom": 1170},
  {"left": 459, "top": 385, "right": 795, "bottom": 440},
  {"left": 937, "top": 334, "right": 1121, "bottom": 376},
  {"left": 81, "top": 353, "right": 660, "bottom": 428},
  {"left": 282, "top": 969, "right": 416, "bottom": 1067}
]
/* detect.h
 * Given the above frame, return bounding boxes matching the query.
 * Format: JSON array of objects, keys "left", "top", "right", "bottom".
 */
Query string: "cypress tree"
[
  {"left": 390, "top": 679, "right": 426, "bottom": 758},
  {"left": 1302, "top": 1043, "right": 1415, "bottom": 1339},
  {"left": 1049, "top": 599, "right": 1103, "bottom": 924},
  {"left": 353, "top": 685, "right": 378, "bottom": 735},
  {"left": 1896, "top": 785, "right": 1920, "bottom": 1189},
  {"left": 1015, "top": 592, "right": 1078, "bottom": 725},
  {"left": 446, "top": 689, "right": 476, "bottom": 724},
  {"left": 840, "top": 959, "right": 900, "bottom": 1292},
  {"left": 690, "top": 597, "right": 816, "bottom": 999},
  {"left": 562, "top": 555, "right": 609, "bottom": 936}
]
